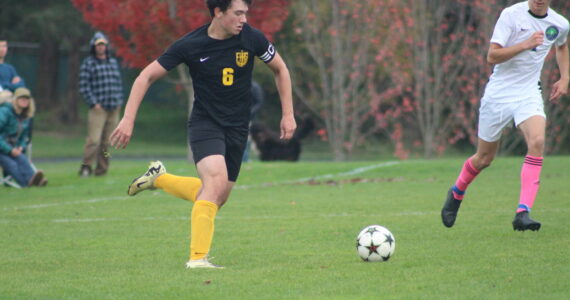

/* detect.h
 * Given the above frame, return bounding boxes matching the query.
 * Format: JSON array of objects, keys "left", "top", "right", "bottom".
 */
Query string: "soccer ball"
[{"left": 356, "top": 225, "right": 396, "bottom": 262}]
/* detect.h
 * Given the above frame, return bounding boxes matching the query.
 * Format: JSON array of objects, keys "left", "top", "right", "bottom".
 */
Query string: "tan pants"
[{"left": 82, "top": 107, "right": 120, "bottom": 175}]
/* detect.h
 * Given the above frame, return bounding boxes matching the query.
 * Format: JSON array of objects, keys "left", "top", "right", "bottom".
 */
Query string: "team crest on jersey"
[
  {"left": 236, "top": 50, "right": 249, "bottom": 67},
  {"left": 545, "top": 26, "right": 559, "bottom": 41}
]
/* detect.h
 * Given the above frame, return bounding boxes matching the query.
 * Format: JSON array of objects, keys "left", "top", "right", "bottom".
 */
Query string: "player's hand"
[
  {"left": 12, "top": 76, "right": 21, "bottom": 84},
  {"left": 280, "top": 114, "right": 296, "bottom": 140},
  {"left": 110, "top": 118, "right": 134, "bottom": 149},
  {"left": 550, "top": 78, "right": 569, "bottom": 101},
  {"left": 524, "top": 31, "right": 544, "bottom": 50}
]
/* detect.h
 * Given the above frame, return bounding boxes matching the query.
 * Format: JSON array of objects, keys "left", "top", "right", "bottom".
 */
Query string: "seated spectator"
[
  {"left": 0, "top": 38, "right": 33, "bottom": 157},
  {"left": 0, "top": 88, "right": 47, "bottom": 187}
]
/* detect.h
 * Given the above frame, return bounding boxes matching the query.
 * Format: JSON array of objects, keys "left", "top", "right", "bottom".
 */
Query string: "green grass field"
[{"left": 1, "top": 157, "right": 569, "bottom": 299}]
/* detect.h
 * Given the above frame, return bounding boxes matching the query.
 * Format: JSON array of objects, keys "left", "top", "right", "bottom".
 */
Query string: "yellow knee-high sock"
[
  {"left": 190, "top": 200, "right": 219, "bottom": 260},
  {"left": 154, "top": 174, "right": 202, "bottom": 202}
]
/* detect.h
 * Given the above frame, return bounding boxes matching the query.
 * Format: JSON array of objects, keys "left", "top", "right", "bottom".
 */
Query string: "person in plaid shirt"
[{"left": 78, "top": 32, "right": 124, "bottom": 177}]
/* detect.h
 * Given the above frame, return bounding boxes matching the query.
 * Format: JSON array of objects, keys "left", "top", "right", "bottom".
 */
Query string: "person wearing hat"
[
  {"left": 78, "top": 31, "right": 124, "bottom": 177},
  {"left": 0, "top": 87, "right": 47, "bottom": 187}
]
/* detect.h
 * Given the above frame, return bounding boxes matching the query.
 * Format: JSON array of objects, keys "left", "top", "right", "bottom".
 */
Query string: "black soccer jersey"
[{"left": 157, "top": 23, "right": 276, "bottom": 127}]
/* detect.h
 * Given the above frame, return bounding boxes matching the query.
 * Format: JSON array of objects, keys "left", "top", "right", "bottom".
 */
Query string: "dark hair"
[{"left": 206, "top": 0, "right": 252, "bottom": 17}]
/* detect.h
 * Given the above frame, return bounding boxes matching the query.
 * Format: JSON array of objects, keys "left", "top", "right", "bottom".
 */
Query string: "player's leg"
[
  {"left": 442, "top": 99, "right": 506, "bottom": 227},
  {"left": 457, "top": 98, "right": 509, "bottom": 198},
  {"left": 127, "top": 110, "right": 206, "bottom": 200},
  {"left": 79, "top": 108, "right": 106, "bottom": 177},
  {"left": 183, "top": 114, "right": 228, "bottom": 268},
  {"left": 127, "top": 161, "right": 203, "bottom": 201},
  {"left": 518, "top": 115, "right": 546, "bottom": 213},
  {"left": 186, "top": 154, "right": 229, "bottom": 269},
  {"left": 512, "top": 108, "right": 545, "bottom": 231},
  {"left": 214, "top": 126, "right": 248, "bottom": 208},
  {"left": 442, "top": 139, "right": 499, "bottom": 227},
  {"left": 186, "top": 125, "right": 247, "bottom": 269},
  {"left": 153, "top": 173, "right": 202, "bottom": 202},
  {"left": 194, "top": 155, "right": 232, "bottom": 207},
  {"left": 458, "top": 138, "right": 500, "bottom": 195}
]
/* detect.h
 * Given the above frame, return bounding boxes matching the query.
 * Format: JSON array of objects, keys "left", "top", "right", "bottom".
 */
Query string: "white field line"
[
  {"left": 2, "top": 196, "right": 132, "bottom": 211},
  {"left": 0, "top": 211, "right": 435, "bottom": 225},
  {"left": 234, "top": 161, "right": 400, "bottom": 190},
  {"left": 2, "top": 161, "right": 400, "bottom": 211},
  {"left": 51, "top": 216, "right": 188, "bottom": 223}
]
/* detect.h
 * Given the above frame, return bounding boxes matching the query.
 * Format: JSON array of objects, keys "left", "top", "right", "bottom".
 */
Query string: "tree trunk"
[{"left": 423, "top": 132, "right": 434, "bottom": 158}]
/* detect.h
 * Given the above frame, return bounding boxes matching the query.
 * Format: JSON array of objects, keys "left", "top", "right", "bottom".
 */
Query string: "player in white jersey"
[{"left": 441, "top": 0, "right": 569, "bottom": 231}]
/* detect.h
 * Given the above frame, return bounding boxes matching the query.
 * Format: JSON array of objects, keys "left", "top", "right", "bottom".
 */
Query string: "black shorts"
[{"left": 188, "top": 113, "right": 249, "bottom": 182}]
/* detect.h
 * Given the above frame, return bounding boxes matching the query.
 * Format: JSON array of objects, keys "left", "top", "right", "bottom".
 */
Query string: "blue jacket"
[
  {"left": 0, "top": 102, "right": 31, "bottom": 155},
  {"left": 0, "top": 63, "right": 26, "bottom": 92}
]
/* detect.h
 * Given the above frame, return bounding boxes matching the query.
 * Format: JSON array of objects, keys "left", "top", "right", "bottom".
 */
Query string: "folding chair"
[
  {"left": 26, "top": 143, "right": 37, "bottom": 172},
  {"left": 0, "top": 166, "right": 22, "bottom": 188}
]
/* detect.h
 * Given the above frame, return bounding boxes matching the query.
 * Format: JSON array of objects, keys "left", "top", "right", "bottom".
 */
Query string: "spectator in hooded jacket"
[
  {"left": 0, "top": 88, "right": 47, "bottom": 187},
  {"left": 78, "top": 32, "right": 124, "bottom": 177}
]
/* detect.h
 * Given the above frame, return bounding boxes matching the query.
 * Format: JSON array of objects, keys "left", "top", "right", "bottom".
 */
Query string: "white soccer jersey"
[{"left": 483, "top": 1, "right": 569, "bottom": 102}]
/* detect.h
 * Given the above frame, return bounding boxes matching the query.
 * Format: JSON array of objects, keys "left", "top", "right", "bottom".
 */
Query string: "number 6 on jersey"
[{"left": 222, "top": 68, "right": 234, "bottom": 86}]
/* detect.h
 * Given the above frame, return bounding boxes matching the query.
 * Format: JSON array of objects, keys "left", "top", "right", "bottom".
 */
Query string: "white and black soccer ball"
[{"left": 356, "top": 225, "right": 396, "bottom": 262}]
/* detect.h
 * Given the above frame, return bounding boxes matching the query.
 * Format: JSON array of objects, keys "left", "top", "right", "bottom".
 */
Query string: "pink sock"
[
  {"left": 517, "top": 155, "right": 543, "bottom": 213},
  {"left": 453, "top": 158, "right": 481, "bottom": 200}
]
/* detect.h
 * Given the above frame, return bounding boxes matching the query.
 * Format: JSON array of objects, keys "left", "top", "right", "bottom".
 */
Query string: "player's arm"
[
  {"left": 110, "top": 60, "right": 168, "bottom": 149},
  {"left": 487, "top": 31, "right": 545, "bottom": 65},
  {"left": 550, "top": 42, "right": 569, "bottom": 101},
  {"left": 266, "top": 52, "right": 296, "bottom": 140}
]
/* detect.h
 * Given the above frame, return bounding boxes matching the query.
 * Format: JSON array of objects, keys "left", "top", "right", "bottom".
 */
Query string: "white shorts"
[{"left": 477, "top": 97, "right": 546, "bottom": 142}]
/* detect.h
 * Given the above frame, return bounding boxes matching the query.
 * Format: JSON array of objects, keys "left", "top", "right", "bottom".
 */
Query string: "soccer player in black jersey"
[{"left": 110, "top": 0, "right": 296, "bottom": 269}]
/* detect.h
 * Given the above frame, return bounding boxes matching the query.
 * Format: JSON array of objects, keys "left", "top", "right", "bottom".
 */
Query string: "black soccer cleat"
[
  {"left": 512, "top": 211, "right": 541, "bottom": 231},
  {"left": 441, "top": 188, "right": 462, "bottom": 228}
]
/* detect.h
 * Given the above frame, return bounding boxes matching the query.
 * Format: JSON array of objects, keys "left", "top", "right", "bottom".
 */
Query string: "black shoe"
[
  {"left": 441, "top": 188, "right": 462, "bottom": 228},
  {"left": 512, "top": 211, "right": 541, "bottom": 231},
  {"left": 79, "top": 164, "right": 92, "bottom": 178}
]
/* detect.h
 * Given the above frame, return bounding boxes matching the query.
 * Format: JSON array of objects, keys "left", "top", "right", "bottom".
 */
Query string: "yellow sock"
[
  {"left": 190, "top": 200, "right": 219, "bottom": 260},
  {"left": 154, "top": 173, "right": 202, "bottom": 202}
]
